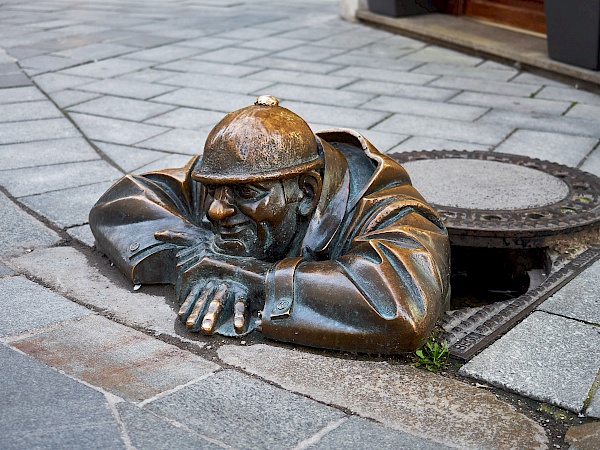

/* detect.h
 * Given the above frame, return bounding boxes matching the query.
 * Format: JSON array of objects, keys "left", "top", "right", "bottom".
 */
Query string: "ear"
[{"left": 298, "top": 171, "right": 322, "bottom": 216}]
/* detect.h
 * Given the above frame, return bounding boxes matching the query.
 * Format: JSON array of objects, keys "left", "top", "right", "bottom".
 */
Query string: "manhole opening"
[{"left": 450, "top": 246, "right": 550, "bottom": 310}]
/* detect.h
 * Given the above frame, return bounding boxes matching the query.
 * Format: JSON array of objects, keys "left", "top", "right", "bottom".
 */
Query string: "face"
[{"left": 204, "top": 179, "right": 303, "bottom": 261}]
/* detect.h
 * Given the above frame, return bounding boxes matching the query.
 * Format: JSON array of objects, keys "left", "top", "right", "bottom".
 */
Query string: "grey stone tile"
[
  {"left": 0, "top": 159, "right": 122, "bottom": 197},
  {"left": 216, "top": 27, "right": 279, "bottom": 40},
  {"left": 11, "top": 314, "right": 218, "bottom": 402},
  {"left": 0, "top": 262, "right": 14, "bottom": 278},
  {"left": 312, "top": 417, "right": 451, "bottom": 450},
  {"left": 0, "top": 118, "right": 79, "bottom": 144},
  {"left": 175, "top": 36, "right": 239, "bottom": 50},
  {"left": 311, "top": 29, "right": 383, "bottom": 50},
  {"left": 283, "top": 100, "right": 389, "bottom": 129},
  {"left": 0, "top": 86, "right": 46, "bottom": 103},
  {"left": 145, "top": 370, "right": 345, "bottom": 450},
  {"left": 239, "top": 36, "right": 304, "bottom": 51},
  {"left": 117, "top": 403, "right": 221, "bottom": 450},
  {"left": 537, "top": 260, "right": 600, "bottom": 325},
  {"left": 156, "top": 60, "right": 260, "bottom": 77},
  {"left": 116, "top": 69, "right": 176, "bottom": 83},
  {"left": 0, "top": 137, "right": 99, "bottom": 170},
  {"left": 390, "top": 136, "right": 491, "bottom": 153},
  {"left": 151, "top": 88, "right": 255, "bottom": 112},
  {"left": 69, "top": 113, "right": 170, "bottom": 145},
  {"left": 450, "top": 92, "right": 572, "bottom": 115},
  {"left": 68, "top": 96, "right": 174, "bottom": 122},
  {"left": 0, "top": 345, "right": 124, "bottom": 449},
  {"left": 74, "top": 78, "right": 176, "bottom": 100},
  {"left": 54, "top": 42, "right": 134, "bottom": 61},
  {"left": 460, "top": 311, "right": 600, "bottom": 413},
  {"left": 32, "top": 72, "right": 95, "bottom": 92},
  {"left": 344, "top": 79, "right": 457, "bottom": 101},
  {"left": 588, "top": 388, "right": 600, "bottom": 418},
  {"left": 125, "top": 45, "right": 203, "bottom": 63},
  {"left": 0, "top": 73, "right": 31, "bottom": 88},
  {"left": 565, "top": 103, "right": 600, "bottom": 121},
  {"left": 218, "top": 345, "right": 548, "bottom": 450},
  {"left": 50, "top": 89, "right": 101, "bottom": 108},
  {"left": 536, "top": 86, "right": 600, "bottom": 106},
  {"left": 328, "top": 53, "right": 423, "bottom": 71},
  {"left": 0, "top": 63, "right": 20, "bottom": 75},
  {"left": 273, "top": 44, "right": 346, "bottom": 62},
  {"left": 116, "top": 34, "right": 179, "bottom": 48},
  {"left": 277, "top": 26, "right": 344, "bottom": 41},
  {"left": 374, "top": 113, "right": 513, "bottom": 146},
  {"left": 249, "top": 68, "right": 356, "bottom": 89},
  {"left": 94, "top": 141, "right": 170, "bottom": 172},
  {"left": 66, "top": 224, "right": 95, "bottom": 247},
  {"left": 431, "top": 76, "right": 540, "bottom": 97},
  {"left": 0, "top": 191, "right": 60, "bottom": 255},
  {"left": 133, "top": 153, "right": 194, "bottom": 173},
  {"left": 19, "top": 181, "right": 114, "bottom": 228},
  {"left": 0, "top": 100, "right": 62, "bottom": 123},
  {"left": 198, "top": 47, "right": 268, "bottom": 64},
  {"left": 351, "top": 129, "right": 409, "bottom": 152},
  {"left": 477, "top": 109, "right": 600, "bottom": 138},
  {"left": 494, "top": 129, "right": 598, "bottom": 167},
  {"left": 363, "top": 95, "right": 488, "bottom": 121},
  {"left": 243, "top": 55, "right": 342, "bottom": 74},
  {"left": 145, "top": 107, "right": 223, "bottom": 130},
  {"left": 333, "top": 66, "right": 437, "bottom": 85},
  {"left": 413, "top": 63, "right": 518, "bottom": 81},
  {"left": 263, "top": 83, "right": 374, "bottom": 107},
  {"left": 400, "top": 46, "right": 483, "bottom": 66},
  {"left": 136, "top": 128, "right": 208, "bottom": 155},
  {"left": 20, "top": 54, "right": 79, "bottom": 72},
  {"left": 0, "top": 276, "right": 90, "bottom": 337},
  {"left": 476, "top": 60, "right": 515, "bottom": 71},
  {"left": 581, "top": 147, "right": 600, "bottom": 177},
  {"left": 349, "top": 41, "right": 422, "bottom": 59},
  {"left": 510, "top": 72, "right": 572, "bottom": 87},
  {"left": 59, "top": 58, "right": 150, "bottom": 78},
  {"left": 158, "top": 72, "right": 273, "bottom": 94}
]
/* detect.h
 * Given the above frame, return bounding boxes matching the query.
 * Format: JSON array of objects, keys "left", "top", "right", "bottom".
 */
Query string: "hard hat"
[{"left": 191, "top": 95, "right": 322, "bottom": 184}]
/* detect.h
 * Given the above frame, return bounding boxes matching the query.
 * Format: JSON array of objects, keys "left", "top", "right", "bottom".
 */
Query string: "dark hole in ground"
[{"left": 450, "top": 246, "right": 549, "bottom": 309}]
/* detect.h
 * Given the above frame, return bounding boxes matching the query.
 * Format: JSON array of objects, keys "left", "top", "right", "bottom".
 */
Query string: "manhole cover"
[
  {"left": 390, "top": 151, "right": 600, "bottom": 359},
  {"left": 391, "top": 150, "right": 600, "bottom": 247}
]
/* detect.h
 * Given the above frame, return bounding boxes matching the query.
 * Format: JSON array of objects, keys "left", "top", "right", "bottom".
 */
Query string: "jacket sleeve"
[
  {"left": 89, "top": 156, "right": 211, "bottom": 285},
  {"left": 261, "top": 187, "right": 451, "bottom": 354}
]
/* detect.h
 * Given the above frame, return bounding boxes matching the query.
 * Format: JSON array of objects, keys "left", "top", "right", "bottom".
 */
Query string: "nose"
[{"left": 207, "top": 186, "right": 235, "bottom": 221}]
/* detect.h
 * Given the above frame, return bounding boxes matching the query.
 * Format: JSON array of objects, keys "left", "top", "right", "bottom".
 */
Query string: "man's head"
[{"left": 192, "top": 96, "right": 324, "bottom": 261}]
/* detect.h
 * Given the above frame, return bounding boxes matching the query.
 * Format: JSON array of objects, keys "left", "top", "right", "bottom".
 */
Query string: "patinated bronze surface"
[{"left": 89, "top": 95, "right": 451, "bottom": 354}]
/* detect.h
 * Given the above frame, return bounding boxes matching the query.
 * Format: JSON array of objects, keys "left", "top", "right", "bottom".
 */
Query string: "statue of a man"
[{"left": 89, "top": 96, "right": 450, "bottom": 354}]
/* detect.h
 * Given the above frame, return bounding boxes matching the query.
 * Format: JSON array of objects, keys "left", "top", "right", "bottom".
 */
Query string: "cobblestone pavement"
[{"left": 0, "top": 0, "right": 599, "bottom": 448}]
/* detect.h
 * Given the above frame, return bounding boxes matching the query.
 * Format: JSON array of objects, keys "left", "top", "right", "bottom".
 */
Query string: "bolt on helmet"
[{"left": 191, "top": 95, "right": 323, "bottom": 184}]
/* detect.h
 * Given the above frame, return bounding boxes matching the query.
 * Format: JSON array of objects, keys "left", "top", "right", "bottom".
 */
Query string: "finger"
[
  {"left": 154, "top": 229, "right": 198, "bottom": 246},
  {"left": 233, "top": 293, "right": 248, "bottom": 334},
  {"left": 201, "top": 283, "right": 228, "bottom": 335},
  {"left": 186, "top": 281, "right": 216, "bottom": 332},
  {"left": 178, "top": 281, "right": 203, "bottom": 320}
]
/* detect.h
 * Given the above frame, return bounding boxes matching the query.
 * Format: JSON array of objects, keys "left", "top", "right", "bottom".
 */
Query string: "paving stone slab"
[
  {"left": 431, "top": 75, "right": 540, "bottom": 97},
  {"left": 311, "top": 417, "right": 452, "bottom": 450},
  {"left": 176, "top": 36, "right": 239, "bottom": 50},
  {"left": 125, "top": 45, "right": 204, "bottom": 63},
  {"left": 156, "top": 59, "right": 260, "bottom": 77},
  {"left": 69, "top": 113, "right": 170, "bottom": 145},
  {"left": 273, "top": 44, "right": 346, "bottom": 62},
  {"left": 0, "top": 72, "right": 31, "bottom": 88},
  {"left": 350, "top": 128, "right": 409, "bottom": 152},
  {"left": 50, "top": 88, "right": 101, "bottom": 108},
  {"left": 566, "top": 103, "right": 600, "bottom": 122},
  {"left": 401, "top": 46, "right": 483, "bottom": 66},
  {"left": 118, "top": 68, "right": 177, "bottom": 84},
  {"left": 537, "top": 260, "right": 600, "bottom": 325},
  {"left": 32, "top": 72, "right": 95, "bottom": 92},
  {"left": 311, "top": 29, "right": 387, "bottom": 50},
  {"left": 218, "top": 344, "right": 548, "bottom": 450},
  {"left": 199, "top": 47, "right": 268, "bottom": 64},
  {"left": 94, "top": 141, "right": 170, "bottom": 172},
  {"left": 0, "top": 262, "right": 14, "bottom": 278},
  {"left": 581, "top": 147, "right": 600, "bottom": 177},
  {"left": 282, "top": 100, "right": 389, "bottom": 129},
  {"left": 8, "top": 246, "right": 192, "bottom": 340},
  {"left": 151, "top": 88, "right": 256, "bottom": 113},
  {"left": 68, "top": 96, "right": 175, "bottom": 122},
  {"left": 116, "top": 402, "right": 222, "bottom": 450},
  {"left": 0, "top": 137, "right": 99, "bottom": 170},
  {"left": 0, "top": 86, "right": 47, "bottom": 103},
  {"left": 11, "top": 314, "right": 219, "bottom": 402},
  {"left": 0, "top": 344, "right": 124, "bottom": 450},
  {"left": 362, "top": 95, "right": 488, "bottom": 121},
  {"left": 133, "top": 153, "right": 195, "bottom": 173},
  {"left": 19, "top": 181, "right": 114, "bottom": 228},
  {"left": 537, "top": 86, "right": 600, "bottom": 106},
  {"left": 136, "top": 128, "right": 208, "bottom": 155},
  {"left": 374, "top": 113, "right": 513, "bottom": 145},
  {"left": 450, "top": 91, "right": 572, "bottom": 115},
  {"left": 328, "top": 53, "right": 423, "bottom": 72},
  {"left": 0, "top": 159, "right": 122, "bottom": 198},
  {"left": 510, "top": 72, "right": 571, "bottom": 87},
  {"left": 460, "top": 311, "right": 600, "bottom": 413},
  {"left": 59, "top": 58, "right": 150, "bottom": 78},
  {"left": 588, "top": 386, "right": 600, "bottom": 418},
  {"left": 75, "top": 78, "right": 176, "bottom": 100},
  {"left": 494, "top": 129, "right": 598, "bottom": 167},
  {"left": 158, "top": 72, "right": 273, "bottom": 95},
  {"left": 145, "top": 107, "right": 223, "bottom": 130},
  {"left": 0, "top": 117, "right": 79, "bottom": 144},
  {"left": 66, "top": 224, "right": 96, "bottom": 247},
  {"left": 264, "top": 83, "right": 374, "bottom": 108},
  {"left": 145, "top": 369, "right": 345, "bottom": 450},
  {"left": 239, "top": 36, "right": 304, "bottom": 52},
  {"left": 0, "top": 191, "right": 61, "bottom": 255},
  {"left": 344, "top": 79, "right": 457, "bottom": 101},
  {"left": 0, "top": 276, "right": 91, "bottom": 337},
  {"left": 248, "top": 68, "right": 356, "bottom": 89},
  {"left": 390, "top": 136, "right": 491, "bottom": 153},
  {"left": 0, "top": 100, "right": 62, "bottom": 123},
  {"left": 333, "top": 66, "right": 437, "bottom": 85},
  {"left": 243, "top": 55, "right": 341, "bottom": 74}
]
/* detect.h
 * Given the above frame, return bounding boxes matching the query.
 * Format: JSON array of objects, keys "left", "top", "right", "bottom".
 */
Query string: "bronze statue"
[{"left": 89, "top": 96, "right": 450, "bottom": 354}]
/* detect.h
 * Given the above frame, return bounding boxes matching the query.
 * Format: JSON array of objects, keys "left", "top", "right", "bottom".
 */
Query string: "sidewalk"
[{"left": 0, "top": 1, "right": 599, "bottom": 448}]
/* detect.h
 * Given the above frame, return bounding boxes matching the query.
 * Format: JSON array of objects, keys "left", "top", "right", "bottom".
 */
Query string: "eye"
[{"left": 235, "top": 184, "right": 264, "bottom": 200}]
